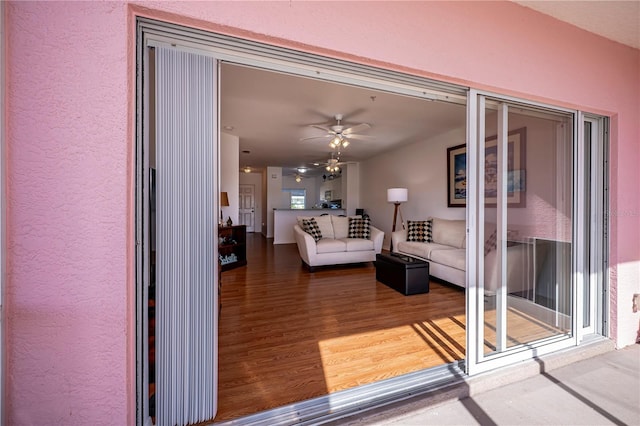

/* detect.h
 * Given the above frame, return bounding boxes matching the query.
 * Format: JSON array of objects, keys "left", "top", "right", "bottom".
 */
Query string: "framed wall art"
[{"left": 447, "top": 127, "right": 526, "bottom": 208}]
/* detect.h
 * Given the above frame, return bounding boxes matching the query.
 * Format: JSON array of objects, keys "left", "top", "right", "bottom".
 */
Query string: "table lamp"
[{"left": 220, "top": 191, "right": 230, "bottom": 225}]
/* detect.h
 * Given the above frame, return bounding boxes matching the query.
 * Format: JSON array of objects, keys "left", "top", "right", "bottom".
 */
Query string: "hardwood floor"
[{"left": 214, "top": 233, "right": 466, "bottom": 422}]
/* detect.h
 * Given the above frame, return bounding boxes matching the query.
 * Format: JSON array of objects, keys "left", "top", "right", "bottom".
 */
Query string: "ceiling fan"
[
  {"left": 301, "top": 114, "right": 372, "bottom": 148},
  {"left": 311, "top": 152, "right": 347, "bottom": 173}
]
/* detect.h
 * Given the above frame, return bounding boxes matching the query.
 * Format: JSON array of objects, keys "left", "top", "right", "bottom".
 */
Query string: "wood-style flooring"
[{"left": 214, "top": 233, "right": 466, "bottom": 422}]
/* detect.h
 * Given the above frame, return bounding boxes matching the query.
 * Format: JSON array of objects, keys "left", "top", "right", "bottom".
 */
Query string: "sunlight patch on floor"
[{"left": 317, "top": 317, "right": 465, "bottom": 390}]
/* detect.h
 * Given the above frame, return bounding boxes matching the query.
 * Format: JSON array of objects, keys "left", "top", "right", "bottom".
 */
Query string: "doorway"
[
  {"left": 238, "top": 184, "right": 255, "bottom": 232},
  {"left": 136, "top": 18, "right": 608, "bottom": 425}
]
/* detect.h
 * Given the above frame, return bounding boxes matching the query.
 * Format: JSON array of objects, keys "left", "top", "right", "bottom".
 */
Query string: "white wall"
[
  {"left": 361, "top": 126, "right": 466, "bottom": 249},
  {"left": 266, "top": 166, "right": 287, "bottom": 238},
  {"left": 343, "top": 163, "right": 360, "bottom": 215},
  {"left": 361, "top": 112, "right": 569, "bottom": 249},
  {"left": 220, "top": 132, "right": 239, "bottom": 223}
]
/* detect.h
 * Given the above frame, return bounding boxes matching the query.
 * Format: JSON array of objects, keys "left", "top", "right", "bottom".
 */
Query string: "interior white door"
[{"left": 239, "top": 184, "right": 255, "bottom": 232}]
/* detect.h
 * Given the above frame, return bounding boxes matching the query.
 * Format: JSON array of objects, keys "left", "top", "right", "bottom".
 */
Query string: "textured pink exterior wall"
[
  {"left": 5, "top": 1, "right": 638, "bottom": 424},
  {"left": 5, "top": 2, "right": 131, "bottom": 424}
]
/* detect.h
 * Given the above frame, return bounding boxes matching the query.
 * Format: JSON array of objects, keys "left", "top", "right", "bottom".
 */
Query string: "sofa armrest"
[
  {"left": 391, "top": 229, "right": 407, "bottom": 252},
  {"left": 370, "top": 226, "right": 384, "bottom": 253},
  {"left": 293, "top": 224, "right": 317, "bottom": 265}
]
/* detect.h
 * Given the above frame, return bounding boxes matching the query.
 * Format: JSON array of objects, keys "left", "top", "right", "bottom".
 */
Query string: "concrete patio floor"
[{"left": 338, "top": 342, "right": 640, "bottom": 425}]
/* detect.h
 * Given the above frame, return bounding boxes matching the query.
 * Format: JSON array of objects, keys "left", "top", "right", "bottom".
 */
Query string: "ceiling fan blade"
[
  {"left": 342, "top": 123, "right": 371, "bottom": 135},
  {"left": 300, "top": 134, "right": 332, "bottom": 142},
  {"left": 344, "top": 134, "right": 375, "bottom": 140},
  {"left": 310, "top": 124, "right": 335, "bottom": 133}
]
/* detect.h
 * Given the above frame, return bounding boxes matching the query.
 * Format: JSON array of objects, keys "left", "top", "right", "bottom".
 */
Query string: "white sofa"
[
  {"left": 294, "top": 215, "right": 384, "bottom": 271},
  {"left": 392, "top": 217, "right": 530, "bottom": 293}
]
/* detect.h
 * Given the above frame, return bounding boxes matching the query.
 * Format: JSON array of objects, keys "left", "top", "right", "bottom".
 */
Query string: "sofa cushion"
[
  {"left": 343, "top": 238, "right": 374, "bottom": 252},
  {"left": 397, "top": 241, "right": 457, "bottom": 260},
  {"left": 348, "top": 216, "right": 371, "bottom": 239},
  {"left": 430, "top": 248, "right": 466, "bottom": 271},
  {"left": 432, "top": 218, "right": 466, "bottom": 248},
  {"left": 298, "top": 215, "right": 334, "bottom": 239},
  {"left": 301, "top": 218, "right": 323, "bottom": 242},
  {"left": 331, "top": 215, "right": 350, "bottom": 239},
  {"left": 407, "top": 220, "right": 432, "bottom": 242},
  {"left": 316, "top": 238, "right": 347, "bottom": 254}
]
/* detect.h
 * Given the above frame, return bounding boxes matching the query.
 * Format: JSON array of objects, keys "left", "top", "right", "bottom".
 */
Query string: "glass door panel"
[{"left": 480, "top": 99, "right": 574, "bottom": 357}]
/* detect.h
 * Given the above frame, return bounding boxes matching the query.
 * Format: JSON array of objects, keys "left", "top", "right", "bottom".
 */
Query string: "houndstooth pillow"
[
  {"left": 302, "top": 218, "right": 322, "bottom": 242},
  {"left": 407, "top": 219, "right": 432, "bottom": 242},
  {"left": 348, "top": 216, "right": 371, "bottom": 239}
]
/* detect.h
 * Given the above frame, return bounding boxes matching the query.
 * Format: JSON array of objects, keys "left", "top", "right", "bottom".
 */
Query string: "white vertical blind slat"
[{"left": 155, "top": 46, "right": 217, "bottom": 426}]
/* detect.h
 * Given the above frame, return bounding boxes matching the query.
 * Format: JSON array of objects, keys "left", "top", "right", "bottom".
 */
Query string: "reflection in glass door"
[{"left": 467, "top": 92, "right": 578, "bottom": 373}]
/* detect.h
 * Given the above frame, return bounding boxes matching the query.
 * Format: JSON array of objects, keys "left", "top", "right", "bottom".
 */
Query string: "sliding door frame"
[
  {"left": 465, "top": 89, "right": 589, "bottom": 375},
  {"left": 577, "top": 113, "right": 609, "bottom": 340}
]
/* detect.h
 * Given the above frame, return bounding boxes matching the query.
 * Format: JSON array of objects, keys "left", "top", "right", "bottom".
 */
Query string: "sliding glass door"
[{"left": 467, "top": 91, "right": 579, "bottom": 374}]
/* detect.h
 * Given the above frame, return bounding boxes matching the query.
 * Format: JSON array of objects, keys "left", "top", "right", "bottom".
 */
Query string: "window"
[{"left": 285, "top": 188, "right": 306, "bottom": 209}]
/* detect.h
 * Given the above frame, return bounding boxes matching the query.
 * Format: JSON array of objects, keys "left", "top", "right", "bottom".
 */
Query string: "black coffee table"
[{"left": 375, "top": 252, "right": 430, "bottom": 295}]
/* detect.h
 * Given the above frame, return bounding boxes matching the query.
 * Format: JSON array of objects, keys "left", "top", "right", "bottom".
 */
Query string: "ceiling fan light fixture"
[
  {"left": 341, "top": 139, "right": 350, "bottom": 148},
  {"left": 295, "top": 175, "right": 302, "bottom": 183}
]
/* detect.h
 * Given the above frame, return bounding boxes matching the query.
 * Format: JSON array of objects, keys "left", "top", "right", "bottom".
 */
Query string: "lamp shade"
[
  {"left": 220, "top": 191, "right": 230, "bottom": 207},
  {"left": 387, "top": 188, "right": 408, "bottom": 203}
]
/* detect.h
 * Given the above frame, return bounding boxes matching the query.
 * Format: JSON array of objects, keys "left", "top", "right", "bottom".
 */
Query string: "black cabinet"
[{"left": 218, "top": 225, "right": 247, "bottom": 271}]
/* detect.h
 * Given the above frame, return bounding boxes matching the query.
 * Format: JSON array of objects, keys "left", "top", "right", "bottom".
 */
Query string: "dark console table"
[
  {"left": 375, "top": 252, "right": 430, "bottom": 295},
  {"left": 218, "top": 225, "right": 247, "bottom": 271}
]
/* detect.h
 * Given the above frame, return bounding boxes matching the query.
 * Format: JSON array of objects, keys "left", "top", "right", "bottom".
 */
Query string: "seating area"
[
  {"left": 392, "top": 218, "right": 466, "bottom": 287},
  {"left": 294, "top": 213, "right": 532, "bottom": 297},
  {"left": 392, "top": 217, "right": 531, "bottom": 294},
  {"left": 293, "top": 214, "right": 384, "bottom": 271}
]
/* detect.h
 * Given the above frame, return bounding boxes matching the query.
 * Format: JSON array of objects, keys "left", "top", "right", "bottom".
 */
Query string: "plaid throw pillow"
[
  {"left": 407, "top": 220, "right": 431, "bottom": 242},
  {"left": 302, "top": 218, "right": 322, "bottom": 242},
  {"left": 348, "top": 216, "right": 371, "bottom": 239}
]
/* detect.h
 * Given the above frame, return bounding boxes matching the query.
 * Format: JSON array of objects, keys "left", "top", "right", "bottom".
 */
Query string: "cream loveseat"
[
  {"left": 294, "top": 215, "right": 384, "bottom": 271},
  {"left": 392, "top": 217, "right": 530, "bottom": 293}
]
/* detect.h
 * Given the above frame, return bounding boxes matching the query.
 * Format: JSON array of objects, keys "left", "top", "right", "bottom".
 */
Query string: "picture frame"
[{"left": 447, "top": 127, "right": 526, "bottom": 208}]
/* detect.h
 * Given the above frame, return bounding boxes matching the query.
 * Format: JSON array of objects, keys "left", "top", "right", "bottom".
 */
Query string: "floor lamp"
[{"left": 387, "top": 188, "right": 408, "bottom": 251}]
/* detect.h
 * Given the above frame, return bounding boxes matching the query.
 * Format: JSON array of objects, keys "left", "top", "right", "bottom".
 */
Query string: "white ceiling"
[
  {"left": 221, "top": 2, "right": 639, "bottom": 177},
  {"left": 221, "top": 64, "right": 466, "bottom": 177}
]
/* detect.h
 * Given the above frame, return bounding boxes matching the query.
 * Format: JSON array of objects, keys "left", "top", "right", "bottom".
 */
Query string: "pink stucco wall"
[{"left": 5, "top": 1, "right": 638, "bottom": 424}]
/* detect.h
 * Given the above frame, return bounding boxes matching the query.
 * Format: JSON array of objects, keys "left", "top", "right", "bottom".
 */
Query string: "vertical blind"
[{"left": 155, "top": 46, "right": 217, "bottom": 425}]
